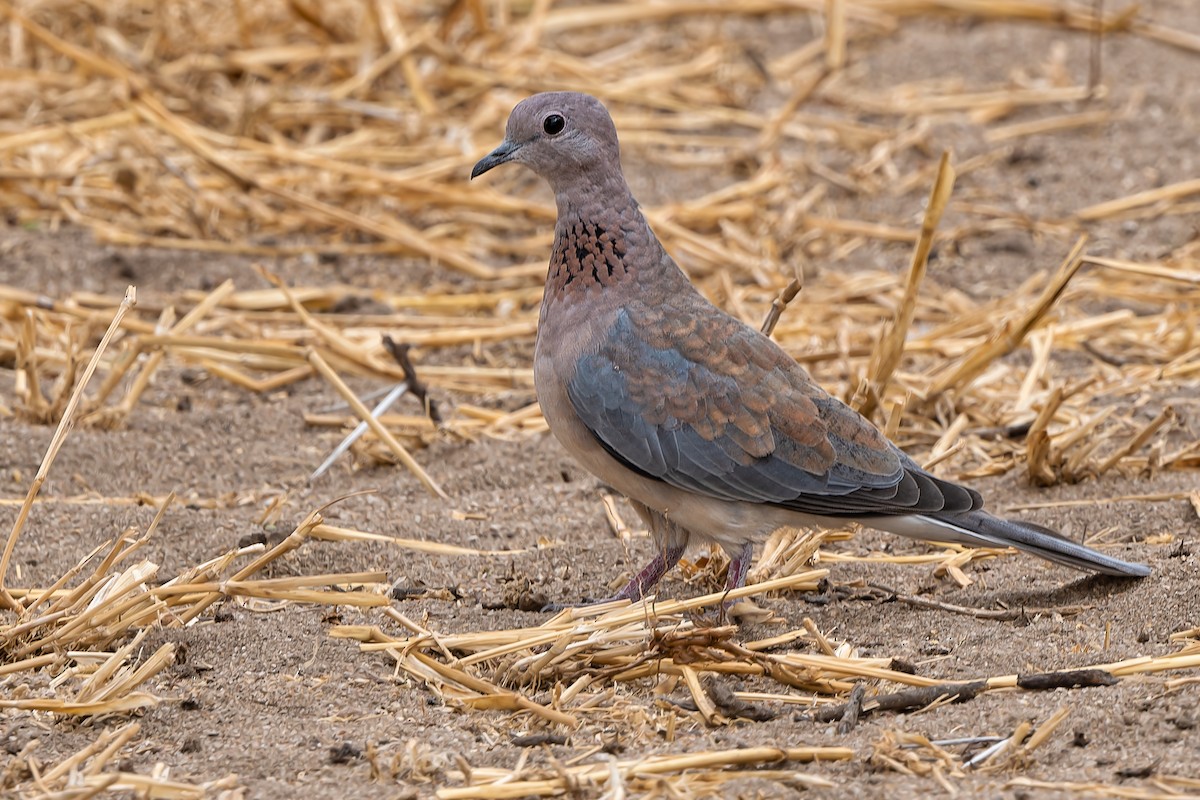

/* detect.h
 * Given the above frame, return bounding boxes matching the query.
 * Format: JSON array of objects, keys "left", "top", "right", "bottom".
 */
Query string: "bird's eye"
[{"left": 543, "top": 114, "right": 565, "bottom": 135}]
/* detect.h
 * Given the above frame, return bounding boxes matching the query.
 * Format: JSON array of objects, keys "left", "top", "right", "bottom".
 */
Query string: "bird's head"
[{"left": 471, "top": 92, "right": 622, "bottom": 191}]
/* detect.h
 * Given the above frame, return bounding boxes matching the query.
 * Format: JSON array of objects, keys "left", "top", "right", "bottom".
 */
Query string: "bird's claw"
[{"left": 540, "top": 593, "right": 634, "bottom": 613}]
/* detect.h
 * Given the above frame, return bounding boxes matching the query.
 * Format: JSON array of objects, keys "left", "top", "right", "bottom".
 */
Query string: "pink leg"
[
  {"left": 610, "top": 540, "right": 688, "bottom": 601},
  {"left": 723, "top": 541, "right": 755, "bottom": 597}
]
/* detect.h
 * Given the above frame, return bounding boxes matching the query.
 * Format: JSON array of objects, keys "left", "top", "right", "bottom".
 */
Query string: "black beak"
[{"left": 471, "top": 140, "right": 520, "bottom": 179}]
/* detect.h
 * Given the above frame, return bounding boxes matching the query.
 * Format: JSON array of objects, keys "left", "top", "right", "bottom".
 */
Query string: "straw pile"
[
  {"left": 329, "top": 579, "right": 1200, "bottom": 797},
  {"left": 1, "top": 0, "right": 1199, "bottom": 796}
]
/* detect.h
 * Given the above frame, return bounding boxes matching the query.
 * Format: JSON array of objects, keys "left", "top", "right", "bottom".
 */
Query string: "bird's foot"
[
  {"left": 690, "top": 542, "right": 757, "bottom": 624},
  {"left": 540, "top": 541, "right": 686, "bottom": 613},
  {"left": 539, "top": 593, "right": 628, "bottom": 614},
  {"left": 539, "top": 580, "right": 660, "bottom": 613}
]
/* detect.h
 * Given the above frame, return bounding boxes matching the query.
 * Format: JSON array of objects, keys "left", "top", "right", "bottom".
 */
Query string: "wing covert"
[{"left": 564, "top": 300, "right": 972, "bottom": 515}]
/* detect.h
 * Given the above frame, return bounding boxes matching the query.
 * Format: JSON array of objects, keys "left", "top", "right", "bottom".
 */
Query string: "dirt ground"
[{"left": 3, "top": 7, "right": 1200, "bottom": 800}]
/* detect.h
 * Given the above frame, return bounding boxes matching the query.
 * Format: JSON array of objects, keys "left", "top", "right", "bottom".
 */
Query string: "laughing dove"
[{"left": 471, "top": 91, "right": 1150, "bottom": 605}]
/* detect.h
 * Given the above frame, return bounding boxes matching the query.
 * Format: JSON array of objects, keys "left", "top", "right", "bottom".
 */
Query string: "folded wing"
[{"left": 567, "top": 298, "right": 980, "bottom": 517}]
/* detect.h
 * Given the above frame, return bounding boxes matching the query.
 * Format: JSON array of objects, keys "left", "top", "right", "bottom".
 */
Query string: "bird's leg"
[
  {"left": 723, "top": 541, "right": 755, "bottom": 596},
  {"left": 542, "top": 501, "right": 689, "bottom": 612},
  {"left": 541, "top": 540, "right": 685, "bottom": 612},
  {"left": 609, "top": 500, "right": 689, "bottom": 601},
  {"left": 608, "top": 540, "right": 688, "bottom": 602}
]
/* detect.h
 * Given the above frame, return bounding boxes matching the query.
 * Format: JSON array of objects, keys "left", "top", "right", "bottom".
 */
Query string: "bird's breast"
[{"left": 546, "top": 218, "right": 635, "bottom": 298}]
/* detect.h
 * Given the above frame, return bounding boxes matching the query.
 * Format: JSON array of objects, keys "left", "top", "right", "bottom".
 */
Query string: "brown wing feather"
[{"left": 569, "top": 290, "right": 985, "bottom": 513}]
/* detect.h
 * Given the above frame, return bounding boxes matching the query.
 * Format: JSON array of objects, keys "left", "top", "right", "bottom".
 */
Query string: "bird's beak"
[{"left": 471, "top": 140, "right": 520, "bottom": 179}]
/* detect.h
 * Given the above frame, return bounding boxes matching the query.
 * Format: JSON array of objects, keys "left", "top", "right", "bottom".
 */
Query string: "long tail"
[{"left": 868, "top": 511, "right": 1150, "bottom": 578}]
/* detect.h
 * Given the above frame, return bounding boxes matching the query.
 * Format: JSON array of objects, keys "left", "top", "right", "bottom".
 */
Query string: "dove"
[{"left": 471, "top": 91, "right": 1150, "bottom": 605}]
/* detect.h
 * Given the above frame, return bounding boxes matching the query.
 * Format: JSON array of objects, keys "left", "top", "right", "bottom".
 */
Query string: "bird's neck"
[{"left": 547, "top": 174, "right": 667, "bottom": 298}]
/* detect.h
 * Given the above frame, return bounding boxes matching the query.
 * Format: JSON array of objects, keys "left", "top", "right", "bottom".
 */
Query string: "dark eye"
[{"left": 543, "top": 114, "right": 565, "bottom": 135}]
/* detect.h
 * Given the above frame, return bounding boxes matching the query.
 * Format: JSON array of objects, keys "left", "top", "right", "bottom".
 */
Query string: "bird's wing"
[{"left": 567, "top": 296, "right": 980, "bottom": 516}]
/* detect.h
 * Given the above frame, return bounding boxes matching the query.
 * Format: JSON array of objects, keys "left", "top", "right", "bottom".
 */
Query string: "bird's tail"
[{"left": 866, "top": 511, "right": 1150, "bottom": 577}]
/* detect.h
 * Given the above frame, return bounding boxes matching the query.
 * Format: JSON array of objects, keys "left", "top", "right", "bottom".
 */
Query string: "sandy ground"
[{"left": 3, "top": 8, "right": 1200, "bottom": 799}]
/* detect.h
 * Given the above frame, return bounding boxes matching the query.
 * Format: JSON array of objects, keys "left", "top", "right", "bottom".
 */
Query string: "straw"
[
  {"left": 0, "top": 286, "right": 136, "bottom": 608},
  {"left": 859, "top": 150, "right": 954, "bottom": 417}
]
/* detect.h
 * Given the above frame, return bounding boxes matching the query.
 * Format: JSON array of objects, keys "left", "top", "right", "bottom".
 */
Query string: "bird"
[{"left": 470, "top": 91, "right": 1150, "bottom": 606}]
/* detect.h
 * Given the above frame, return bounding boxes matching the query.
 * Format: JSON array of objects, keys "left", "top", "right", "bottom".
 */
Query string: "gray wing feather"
[{"left": 568, "top": 337, "right": 979, "bottom": 516}]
